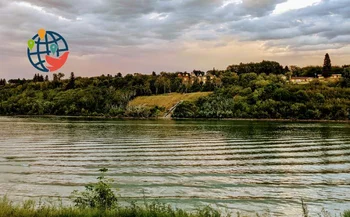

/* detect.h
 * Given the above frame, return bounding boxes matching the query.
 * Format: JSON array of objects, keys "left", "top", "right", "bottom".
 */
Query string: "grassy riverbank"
[
  {"left": 1, "top": 197, "right": 349, "bottom": 217},
  {"left": 0, "top": 197, "right": 222, "bottom": 217},
  {"left": 1, "top": 169, "right": 349, "bottom": 217}
]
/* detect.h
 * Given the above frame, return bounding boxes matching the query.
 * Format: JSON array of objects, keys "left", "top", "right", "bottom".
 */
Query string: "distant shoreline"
[{"left": 2, "top": 115, "right": 350, "bottom": 123}]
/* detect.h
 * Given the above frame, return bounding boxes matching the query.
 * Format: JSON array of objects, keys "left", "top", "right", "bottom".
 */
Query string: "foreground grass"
[
  {"left": 1, "top": 169, "right": 348, "bottom": 217},
  {"left": 128, "top": 92, "right": 212, "bottom": 111},
  {"left": 1, "top": 198, "right": 349, "bottom": 217},
  {"left": 0, "top": 197, "right": 223, "bottom": 217}
]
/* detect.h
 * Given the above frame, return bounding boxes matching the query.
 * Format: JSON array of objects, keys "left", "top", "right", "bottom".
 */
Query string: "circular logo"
[{"left": 27, "top": 29, "right": 69, "bottom": 72}]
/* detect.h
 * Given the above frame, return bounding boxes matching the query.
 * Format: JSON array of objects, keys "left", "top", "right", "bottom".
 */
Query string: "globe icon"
[{"left": 27, "top": 31, "right": 69, "bottom": 72}]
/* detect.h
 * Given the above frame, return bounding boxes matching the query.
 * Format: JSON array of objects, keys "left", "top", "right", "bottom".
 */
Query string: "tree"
[
  {"left": 45, "top": 75, "right": 49, "bottom": 81},
  {"left": 66, "top": 72, "right": 75, "bottom": 89},
  {"left": 32, "top": 73, "right": 44, "bottom": 82},
  {"left": 173, "top": 101, "right": 198, "bottom": 118},
  {"left": 342, "top": 67, "right": 350, "bottom": 87},
  {"left": 285, "top": 71, "right": 292, "bottom": 81},
  {"left": 301, "top": 66, "right": 322, "bottom": 77},
  {"left": 155, "top": 76, "right": 170, "bottom": 94},
  {"left": 290, "top": 65, "right": 302, "bottom": 77},
  {"left": 284, "top": 66, "right": 290, "bottom": 73},
  {"left": 322, "top": 53, "right": 331, "bottom": 78},
  {"left": 226, "top": 61, "right": 284, "bottom": 75},
  {"left": 53, "top": 73, "right": 58, "bottom": 82},
  {"left": 57, "top": 73, "right": 65, "bottom": 81},
  {"left": 193, "top": 70, "right": 205, "bottom": 77},
  {"left": 0, "top": 79, "right": 6, "bottom": 86},
  {"left": 190, "top": 78, "right": 201, "bottom": 92}
]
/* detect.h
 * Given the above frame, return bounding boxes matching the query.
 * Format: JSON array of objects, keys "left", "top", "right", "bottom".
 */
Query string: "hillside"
[{"left": 128, "top": 92, "right": 212, "bottom": 117}]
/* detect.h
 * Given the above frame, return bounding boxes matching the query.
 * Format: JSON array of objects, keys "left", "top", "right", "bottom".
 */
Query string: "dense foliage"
[
  {"left": 0, "top": 72, "right": 201, "bottom": 117},
  {"left": 1, "top": 60, "right": 350, "bottom": 120},
  {"left": 173, "top": 72, "right": 350, "bottom": 120}
]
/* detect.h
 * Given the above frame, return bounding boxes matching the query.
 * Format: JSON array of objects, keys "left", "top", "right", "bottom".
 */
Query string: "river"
[{"left": 0, "top": 117, "right": 349, "bottom": 216}]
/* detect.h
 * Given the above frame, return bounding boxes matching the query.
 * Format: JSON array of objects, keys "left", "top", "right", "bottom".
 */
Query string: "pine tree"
[
  {"left": 39, "top": 74, "right": 44, "bottom": 82},
  {"left": 284, "top": 66, "right": 290, "bottom": 73},
  {"left": 322, "top": 53, "right": 331, "bottom": 78},
  {"left": 67, "top": 72, "right": 75, "bottom": 89}
]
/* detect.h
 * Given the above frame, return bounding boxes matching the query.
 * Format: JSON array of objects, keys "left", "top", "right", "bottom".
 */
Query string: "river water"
[{"left": 0, "top": 117, "right": 349, "bottom": 216}]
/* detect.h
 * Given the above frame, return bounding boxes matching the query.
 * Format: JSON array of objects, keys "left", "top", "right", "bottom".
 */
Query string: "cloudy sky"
[{"left": 0, "top": 0, "right": 349, "bottom": 79}]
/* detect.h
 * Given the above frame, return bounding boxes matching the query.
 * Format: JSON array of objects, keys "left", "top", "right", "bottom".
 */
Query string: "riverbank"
[
  {"left": 0, "top": 197, "right": 218, "bottom": 217},
  {"left": 0, "top": 198, "right": 349, "bottom": 217},
  {"left": 2, "top": 115, "right": 350, "bottom": 123}
]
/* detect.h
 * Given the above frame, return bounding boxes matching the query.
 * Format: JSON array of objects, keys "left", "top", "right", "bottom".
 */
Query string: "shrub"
[
  {"left": 71, "top": 168, "right": 118, "bottom": 209},
  {"left": 125, "top": 105, "right": 151, "bottom": 118},
  {"left": 150, "top": 105, "right": 166, "bottom": 117},
  {"left": 344, "top": 210, "right": 350, "bottom": 217},
  {"left": 172, "top": 101, "right": 198, "bottom": 118}
]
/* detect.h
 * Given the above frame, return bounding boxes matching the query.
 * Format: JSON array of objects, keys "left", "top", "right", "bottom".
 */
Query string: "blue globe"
[{"left": 27, "top": 31, "right": 69, "bottom": 72}]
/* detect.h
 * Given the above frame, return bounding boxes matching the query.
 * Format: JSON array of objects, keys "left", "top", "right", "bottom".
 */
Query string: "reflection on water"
[{"left": 0, "top": 117, "right": 350, "bottom": 216}]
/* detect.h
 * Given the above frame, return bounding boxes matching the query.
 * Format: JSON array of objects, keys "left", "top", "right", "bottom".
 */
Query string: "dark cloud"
[
  {"left": 225, "top": 0, "right": 350, "bottom": 51},
  {"left": 241, "top": 0, "right": 288, "bottom": 16},
  {"left": 0, "top": 0, "right": 349, "bottom": 65}
]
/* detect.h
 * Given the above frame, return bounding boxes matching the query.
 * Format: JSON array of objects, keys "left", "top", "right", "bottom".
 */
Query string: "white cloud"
[{"left": 273, "top": 0, "right": 322, "bottom": 14}]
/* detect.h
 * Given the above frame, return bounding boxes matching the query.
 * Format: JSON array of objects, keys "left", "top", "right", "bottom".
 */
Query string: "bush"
[
  {"left": 150, "top": 106, "right": 166, "bottom": 117},
  {"left": 344, "top": 210, "right": 350, "bottom": 217},
  {"left": 172, "top": 101, "right": 198, "bottom": 118},
  {"left": 71, "top": 168, "right": 118, "bottom": 209},
  {"left": 109, "top": 107, "right": 125, "bottom": 117},
  {"left": 125, "top": 105, "right": 151, "bottom": 118}
]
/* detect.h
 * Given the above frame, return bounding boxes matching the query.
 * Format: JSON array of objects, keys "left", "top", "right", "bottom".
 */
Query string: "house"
[
  {"left": 317, "top": 74, "right": 325, "bottom": 80},
  {"left": 290, "top": 77, "right": 314, "bottom": 84},
  {"left": 178, "top": 71, "right": 214, "bottom": 84},
  {"left": 330, "top": 74, "right": 342, "bottom": 79},
  {"left": 177, "top": 72, "right": 190, "bottom": 82},
  {"left": 317, "top": 74, "right": 342, "bottom": 80}
]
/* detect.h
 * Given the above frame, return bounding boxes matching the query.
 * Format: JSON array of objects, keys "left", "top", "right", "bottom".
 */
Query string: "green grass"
[
  {"left": 344, "top": 210, "right": 350, "bottom": 217},
  {"left": 128, "top": 92, "right": 212, "bottom": 111},
  {"left": 0, "top": 197, "right": 349, "bottom": 217},
  {"left": 1, "top": 169, "right": 348, "bottom": 217},
  {"left": 0, "top": 197, "right": 223, "bottom": 217}
]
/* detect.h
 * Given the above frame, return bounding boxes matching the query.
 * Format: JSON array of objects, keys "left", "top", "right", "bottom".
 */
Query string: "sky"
[{"left": 0, "top": 0, "right": 350, "bottom": 79}]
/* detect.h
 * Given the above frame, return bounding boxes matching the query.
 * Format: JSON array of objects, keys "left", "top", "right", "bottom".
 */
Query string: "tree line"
[
  {"left": 0, "top": 58, "right": 350, "bottom": 119},
  {"left": 173, "top": 71, "right": 350, "bottom": 120}
]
